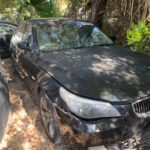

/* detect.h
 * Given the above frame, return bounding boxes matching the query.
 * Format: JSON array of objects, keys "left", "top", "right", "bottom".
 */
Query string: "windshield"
[
  {"left": 0, "top": 24, "right": 16, "bottom": 34},
  {"left": 36, "top": 22, "right": 113, "bottom": 51}
]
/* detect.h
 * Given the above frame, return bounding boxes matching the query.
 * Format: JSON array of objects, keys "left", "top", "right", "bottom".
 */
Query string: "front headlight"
[{"left": 59, "top": 87, "right": 121, "bottom": 119}]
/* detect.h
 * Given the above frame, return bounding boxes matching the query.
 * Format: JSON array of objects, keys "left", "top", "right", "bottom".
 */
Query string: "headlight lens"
[{"left": 59, "top": 87, "right": 121, "bottom": 119}]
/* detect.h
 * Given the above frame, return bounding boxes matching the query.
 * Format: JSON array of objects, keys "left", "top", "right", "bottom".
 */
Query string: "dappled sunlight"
[
  {"left": 0, "top": 60, "right": 13, "bottom": 82},
  {"left": 90, "top": 54, "right": 141, "bottom": 87},
  {"left": 90, "top": 55, "right": 121, "bottom": 75},
  {"left": 42, "top": 45, "right": 150, "bottom": 102},
  {"left": 0, "top": 59, "right": 56, "bottom": 150},
  {"left": 1, "top": 59, "right": 93, "bottom": 150}
]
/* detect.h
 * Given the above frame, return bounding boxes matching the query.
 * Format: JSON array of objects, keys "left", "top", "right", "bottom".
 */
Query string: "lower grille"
[{"left": 132, "top": 96, "right": 150, "bottom": 115}]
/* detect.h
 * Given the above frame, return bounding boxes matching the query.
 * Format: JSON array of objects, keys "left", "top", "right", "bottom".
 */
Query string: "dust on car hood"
[{"left": 39, "top": 45, "right": 150, "bottom": 102}]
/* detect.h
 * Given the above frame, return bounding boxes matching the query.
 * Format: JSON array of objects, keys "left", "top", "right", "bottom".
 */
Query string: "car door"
[
  {"left": 10, "top": 23, "right": 24, "bottom": 62},
  {"left": 19, "top": 24, "right": 37, "bottom": 77},
  {"left": 18, "top": 23, "right": 40, "bottom": 79}
]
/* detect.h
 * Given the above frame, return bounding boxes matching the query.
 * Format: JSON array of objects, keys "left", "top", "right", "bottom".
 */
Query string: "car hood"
[{"left": 39, "top": 45, "right": 150, "bottom": 102}]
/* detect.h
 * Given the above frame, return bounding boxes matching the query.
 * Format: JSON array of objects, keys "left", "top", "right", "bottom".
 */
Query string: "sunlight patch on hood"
[
  {"left": 122, "top": 71, "right": 140, "bottom": 84},
  {"left": 89, "top": 56, "right": 121, "bottom": 76}
]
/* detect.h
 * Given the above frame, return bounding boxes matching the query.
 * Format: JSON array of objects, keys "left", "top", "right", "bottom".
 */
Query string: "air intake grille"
[{"left": 132, "top": 97, "right": 150, "bottom": 114}]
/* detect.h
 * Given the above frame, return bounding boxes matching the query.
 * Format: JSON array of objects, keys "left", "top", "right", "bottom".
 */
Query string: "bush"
[{"left": 127, "top": 17, "right": 150, "bottom": 55}]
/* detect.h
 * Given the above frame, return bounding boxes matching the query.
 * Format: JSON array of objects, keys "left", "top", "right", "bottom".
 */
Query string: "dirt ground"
[{"left": 0, "top": 59, "right": 59, "bottom": 150}]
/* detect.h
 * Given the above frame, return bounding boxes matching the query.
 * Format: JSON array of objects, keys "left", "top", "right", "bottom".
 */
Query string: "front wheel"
[{"left": 39, "top": 91, "right": 62, "bottom": 144}]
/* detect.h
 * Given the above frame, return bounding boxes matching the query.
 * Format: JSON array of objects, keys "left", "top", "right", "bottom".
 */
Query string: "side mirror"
[{"left": 18, "top": 42, "right": 31, "bottom": 51}]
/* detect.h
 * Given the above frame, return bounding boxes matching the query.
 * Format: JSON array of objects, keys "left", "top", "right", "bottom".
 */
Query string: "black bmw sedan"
[{"left": 10, "top": 18, "right": 150, "bottom": 146}]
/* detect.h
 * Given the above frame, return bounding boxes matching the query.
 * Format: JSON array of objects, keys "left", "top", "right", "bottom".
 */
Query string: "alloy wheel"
[{"left": 39, "top": 93, "right": 61, "bottom": 144}]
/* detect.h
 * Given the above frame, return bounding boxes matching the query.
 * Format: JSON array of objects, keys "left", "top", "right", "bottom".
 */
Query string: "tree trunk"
[
  {"left": 145, "top": 0, "right": 150, "bottom": 15},
  {"left": 92, "top": 0, "right": 108, "bottom": 28}
]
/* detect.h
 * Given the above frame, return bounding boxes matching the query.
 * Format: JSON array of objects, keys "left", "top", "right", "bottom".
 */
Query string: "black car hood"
[{"left": 39, "top": 45, "right": 150, "bottom": 102}]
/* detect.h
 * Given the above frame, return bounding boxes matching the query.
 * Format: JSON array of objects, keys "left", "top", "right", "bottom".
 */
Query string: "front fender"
[{"left": 35, "top": 71, "right": 60, "bottom": 103}]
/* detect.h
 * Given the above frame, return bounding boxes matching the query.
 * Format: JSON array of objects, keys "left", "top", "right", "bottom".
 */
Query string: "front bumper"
[
  {"left": 56, "top": 106, "right": 130, "bottom": 147},
  {"left": 58, "top": 108, "right": 125, "bottom": 133},
  {"left": 56, "top": 103, "right": 148, "bottom": 142}
]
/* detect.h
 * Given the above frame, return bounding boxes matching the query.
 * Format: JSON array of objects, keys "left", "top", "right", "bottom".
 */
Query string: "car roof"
[
  {"left": 0, "top": 21, "right": 18, "bottom": 27},
  {"left": 26, "top": 17, "right": 90, "bottom": 26}
]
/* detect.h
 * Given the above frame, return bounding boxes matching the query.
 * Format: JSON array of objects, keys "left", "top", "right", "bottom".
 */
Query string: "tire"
[{"left": 39, "top": 90, "right": 62, "bottom": 144}]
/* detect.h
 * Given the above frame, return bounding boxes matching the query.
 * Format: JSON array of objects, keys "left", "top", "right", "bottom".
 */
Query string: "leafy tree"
[
  {"left": 127, "top": 17, "right": 150, "bottom": 54},
  {"left": 0, "top": 0, "right": 59, "bottom": 23},
  {"left": 92, "top": 0, "right": 108, "bottom": 28},
  {"left": 30, "top": 0, "right": 59, "bottom": 17},
  {"left": 64, "top": 0, "right": 108, "bottom": 28}
]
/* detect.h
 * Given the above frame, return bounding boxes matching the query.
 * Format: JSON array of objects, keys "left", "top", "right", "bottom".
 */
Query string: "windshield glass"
[
  {"left": 36, "top": 22, "right": 113, "bottom": 51},
  {"left": 0, "top": 24, "right": 16, "bottom": 34}
]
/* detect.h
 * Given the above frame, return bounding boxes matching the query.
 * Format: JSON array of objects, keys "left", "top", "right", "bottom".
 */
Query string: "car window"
[
  {"left": 11, "top": 23, "right": 33, "bottom": 49},
  {"left": 36, "top": 22, "right": 113, "bottom": 52},
  {"left": 25, "top": 32, "right": 33, "bottom": 49},
  {"left": 0, "top": 24, "right": 15, "bottom": 35},
  {"left": 11, "top": 24, "right": 24, "bottom": 46},
  {"left": 36, "top": 25, "right": 62, "bottom": 51},
  {"left": 22, "top": 24, "right": 33, "bottom": 49}
]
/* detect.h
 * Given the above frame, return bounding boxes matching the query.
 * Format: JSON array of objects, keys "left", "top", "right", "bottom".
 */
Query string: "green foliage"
[
  {"left": 30, "top": 0, "right": 59, "bottom": 17},
  {"left": 0, "top": 0, "right": 59, "bottom": 23},
  {"left": 127, "top": 17, "right": 150, "bottom": 54}
]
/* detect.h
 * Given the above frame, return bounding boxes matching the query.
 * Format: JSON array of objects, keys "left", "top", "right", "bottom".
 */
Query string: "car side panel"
[{"left": 0, "top": 72, "right": 10, "bottom": 141}]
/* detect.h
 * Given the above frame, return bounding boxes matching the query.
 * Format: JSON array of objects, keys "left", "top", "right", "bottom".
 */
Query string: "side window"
[
  {"left": 11, "top": 24, "right": 24, "bottom": 46},
  {"left": 27, "top": 33, "right": 33, "bottom": 49},
  {"left": 0, "top": 24, "right": 15, "bottom": 34},
  {"left": 22, "top": 24, "right": 33, "bottom": 49}
]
